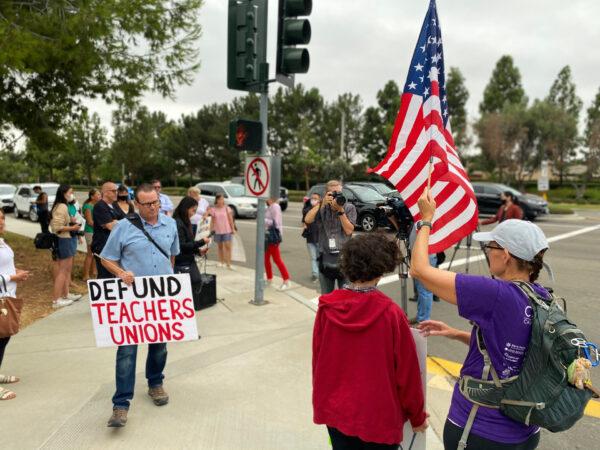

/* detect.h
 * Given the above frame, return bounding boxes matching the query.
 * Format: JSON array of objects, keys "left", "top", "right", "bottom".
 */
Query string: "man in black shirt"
[
  {"left": 33, "top": 186, "right": 49, "bottom": 234},
  {"left": 92, "top": 182, "right": 119, "bottom": 278}
]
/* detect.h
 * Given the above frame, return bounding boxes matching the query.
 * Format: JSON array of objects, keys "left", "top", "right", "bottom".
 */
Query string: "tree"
[
  {"left": 65, "top": 112, "right": 108, "bottom": 185},
  {"left": 0, "top": 0, "right": 203, "bottom": 141},
  {"left": 480, "top": 55, "right": 527, "bottom": 114},
  {"left": 445, "top": 67, "right": 470, "bottom": 151},
  {"left": 361, "top": 106, "right": 387, "bottom": 166},
  {"left": 545, "top": 66, "right": 582, "bottom": 184},
  {"left": 583, "top": 88, "right": 600, "bottom": 186},
  {"left": 321, "top": 93, "right": 363, "bottom": 162},
  {"left": 376, "top": 80, "right": 401, "bottom": 141}
]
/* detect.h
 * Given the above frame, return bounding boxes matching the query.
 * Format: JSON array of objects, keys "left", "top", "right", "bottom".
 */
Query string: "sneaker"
[
  {"left": 148, "top": 385, "right": 169, "bottom": 406},
  {"left": 433, "top": 295, "right": 440, "bottom": 302},
  {"left": 107, "top": 408, "right": 128, "bottom": 427},
  {"left": 217, "top": 262, "right": 224, "bottom": 268},
  {"left": 264, "top": 279, "right": 273, "bottom": 287},
  {"left": 408, "top": 297, "right": 417, "bottom": 303},
  {"left": 279, "top": 281, "right": 291, "bottom": 291},
  {"left": 52, "top": 298, "right": 74, "bottom": 309},
  {"left": 226, "top": 265, "right": 234, "bottom": 271},
  {"left": 66, "top": 292, "right": 83, "bottom": 301}
]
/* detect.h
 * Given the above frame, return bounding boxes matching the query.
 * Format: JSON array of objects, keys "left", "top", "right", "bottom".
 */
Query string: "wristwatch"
[{"left": 416, "top": 220, "right": 432, "bottom": 231}]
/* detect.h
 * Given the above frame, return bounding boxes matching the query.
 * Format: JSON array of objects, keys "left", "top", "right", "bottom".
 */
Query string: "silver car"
[
  {"left": 196, "top": 182, "right": 258, "bottom": 218},
  {"left": 0, "top": 184, "right": 16, "bottom": 212}
]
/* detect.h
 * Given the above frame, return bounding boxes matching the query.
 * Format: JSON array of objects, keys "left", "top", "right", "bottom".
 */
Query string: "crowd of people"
[{"left": 3, "top": 177, "right": 576, "bottom": 450}]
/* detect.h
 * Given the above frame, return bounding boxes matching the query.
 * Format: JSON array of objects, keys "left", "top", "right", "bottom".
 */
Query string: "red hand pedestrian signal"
[{"left": 229, "top": 119, "right": 263, "bottom": 151}]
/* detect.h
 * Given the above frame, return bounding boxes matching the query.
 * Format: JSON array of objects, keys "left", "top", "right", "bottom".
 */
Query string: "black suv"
[
  {"left": 472, "top": 182, "right": 549, "bottom": 221},
  {"left": 305, "top": 183, "right": 390, "bottom": 232}
]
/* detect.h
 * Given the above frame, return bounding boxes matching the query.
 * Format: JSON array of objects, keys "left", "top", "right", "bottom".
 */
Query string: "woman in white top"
[
  {"left": 187, "top": 187, "right": 210, "bottom": 236},
  {"left": 0, "top": 209, "right": 31, "bottom": 400}
]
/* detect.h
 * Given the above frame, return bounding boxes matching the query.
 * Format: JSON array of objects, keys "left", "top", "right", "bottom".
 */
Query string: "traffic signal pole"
[{"left": 251, "top": 92, "right": 269, "bottom": 306}]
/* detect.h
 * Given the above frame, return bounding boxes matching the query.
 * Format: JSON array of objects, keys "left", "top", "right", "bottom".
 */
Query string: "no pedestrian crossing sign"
[{"left": 244, "top": 156, "right": 280, "bottom": 199}]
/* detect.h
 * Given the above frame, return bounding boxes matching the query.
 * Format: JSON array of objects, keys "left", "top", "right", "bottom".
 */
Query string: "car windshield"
[
  {"left": 368, "top": 183, "right": 395, "bottom": 195},
  {"left": 350, "top": 185, "right": 386, "bottom": 202},
  {"left": 224, "top": 184, "right": 246, "bottom": 197},
  {"left": 0, "top": 186, "right": 15, "bottom": 195},
  {"left": 496, "top": 184, "right": 521, "bottom": 196}
]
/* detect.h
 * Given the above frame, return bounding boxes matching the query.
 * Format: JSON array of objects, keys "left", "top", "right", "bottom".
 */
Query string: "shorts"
[
  {"left": 56, "top": 236, "right": 77, "bottom": 260},
  {"left": 84, "top": 232, "right": 93, "bottom": 246},
  {"left": 214, "top": 233, "right": 233, "bottom": 243}
]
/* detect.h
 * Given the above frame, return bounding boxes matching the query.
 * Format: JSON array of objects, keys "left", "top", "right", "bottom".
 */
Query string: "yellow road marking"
[{"left": 426, "top": 355, "right": 600, "bottom": 419}]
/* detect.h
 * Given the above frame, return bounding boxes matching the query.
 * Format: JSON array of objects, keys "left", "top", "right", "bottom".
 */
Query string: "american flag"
[{"left": 370, "top": 0, "right": 478, "bottom": 253}]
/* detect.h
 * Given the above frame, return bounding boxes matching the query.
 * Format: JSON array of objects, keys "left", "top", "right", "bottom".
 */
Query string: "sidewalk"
[{"left": 3, "top": 217, "right": 449, "bottom": 449}]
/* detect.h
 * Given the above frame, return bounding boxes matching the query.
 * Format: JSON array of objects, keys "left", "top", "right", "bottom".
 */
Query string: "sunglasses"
[{"left": 484, "top": 243, "right": 504, "bottom": 252}]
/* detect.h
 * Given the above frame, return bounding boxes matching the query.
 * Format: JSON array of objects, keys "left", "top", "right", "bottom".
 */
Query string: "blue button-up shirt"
[
  {"left": 159, "top": 192, "right": 174, "bottom": 215},
  {"left": 100, "top": 213, "right": 180, "bottom": 277}
]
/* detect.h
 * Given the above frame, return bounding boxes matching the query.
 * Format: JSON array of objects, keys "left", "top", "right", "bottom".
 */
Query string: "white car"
[
  {"left": 13, "top": 183, "right": 60, "bottom": 222},
  {"left": 196, "top": 182, "right": 257, "bottom": 218},
  {"left": 0, "top": 184, "right": 16, "bottom": 212}
]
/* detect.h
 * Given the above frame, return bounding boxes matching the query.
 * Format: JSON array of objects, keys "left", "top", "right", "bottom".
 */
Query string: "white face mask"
[{"left": 310, "top": 199, "right": 319, "bottom": 206}]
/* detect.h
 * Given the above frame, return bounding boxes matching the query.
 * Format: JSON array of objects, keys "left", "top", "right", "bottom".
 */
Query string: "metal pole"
[
  {"left": 251, "top": 92, "right": 269, "bottom": 305},
  {"left": 340, "top": 111, "right": 345, "bottom": 160}
]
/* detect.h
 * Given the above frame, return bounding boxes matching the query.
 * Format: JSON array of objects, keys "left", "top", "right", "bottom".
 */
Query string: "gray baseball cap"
[{"left": 473, "top": 219, "right": 549, "bottom": 262}]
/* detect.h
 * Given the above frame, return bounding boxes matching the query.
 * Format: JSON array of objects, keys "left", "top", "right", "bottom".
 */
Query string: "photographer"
[{"left": 304, "top": 180, "right": 356, "bottom": 294}]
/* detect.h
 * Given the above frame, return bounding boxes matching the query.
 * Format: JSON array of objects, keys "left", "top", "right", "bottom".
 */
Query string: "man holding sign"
[{"left": 99, "top": 183, "right": 180, "bottom": 428}]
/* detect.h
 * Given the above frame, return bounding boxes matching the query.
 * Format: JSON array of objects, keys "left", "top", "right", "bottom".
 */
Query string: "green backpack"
[{"left": 457, "top": 281, "right": 597, "bottom": 449}]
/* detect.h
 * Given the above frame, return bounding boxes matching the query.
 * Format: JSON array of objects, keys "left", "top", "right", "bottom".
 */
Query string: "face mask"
[
  {"left": 118, "top": 195, "right": 129, "bottom": 202},
  {"left": 310, "top": 199, "right": 319, "bottom": 206}
]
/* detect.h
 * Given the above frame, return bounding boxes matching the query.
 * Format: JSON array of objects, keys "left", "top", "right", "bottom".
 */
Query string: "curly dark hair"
[{"left": 340, "top": 233, "right": 401, "bottom": 283}]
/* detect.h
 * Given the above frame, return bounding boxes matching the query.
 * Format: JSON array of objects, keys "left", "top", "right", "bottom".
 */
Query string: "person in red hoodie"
[{"left": 312, "top": 233, "right": 428, "bottom": 449}]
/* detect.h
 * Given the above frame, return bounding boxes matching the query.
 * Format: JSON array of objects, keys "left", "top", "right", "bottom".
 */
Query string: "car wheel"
[
  {"left": 229, "top": 206, "right": 238, "bottom": 219},
  {"left": 360, "top": 213, "right": 377, "bottom": 232},
  {"left": 29, "top": 207, "right": 38, "bottom": 222},
  {"left": 280, "top": 202, "right": 288, "bottom": 212},
  {"left": 14, "top": 207, "right": 22, "bottom": 218}
]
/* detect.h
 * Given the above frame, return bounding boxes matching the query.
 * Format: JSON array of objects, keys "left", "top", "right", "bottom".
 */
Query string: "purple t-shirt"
[{"left": 448, "top": 274, "right": 547, "bottom": 443}]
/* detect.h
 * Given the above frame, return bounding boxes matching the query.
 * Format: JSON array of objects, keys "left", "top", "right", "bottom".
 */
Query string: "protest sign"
[
  {"left": 400, "top": 328, "right": 427, "bottom": 450},
  {"left": 87, "top": 273, "right": 198, "bottom": 348}
]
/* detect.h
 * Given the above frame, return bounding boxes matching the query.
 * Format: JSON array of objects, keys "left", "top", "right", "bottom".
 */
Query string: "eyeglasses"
[
  {"left": 153, "top": 185, "right": 162, "bottom": 190},
  {"left": 138, "top": 200, "right": 160, "bottom": 208},
  {"left": 484, "top": 243, "right": 504, "bottom": 252}
]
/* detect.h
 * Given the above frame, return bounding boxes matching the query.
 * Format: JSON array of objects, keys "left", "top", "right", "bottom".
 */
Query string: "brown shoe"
[
  {"left": 148, "top": 385, "right": 169, "bottom": 406},
  {"left": 107, "top": 408, "right": 128, "bottom": 427}
]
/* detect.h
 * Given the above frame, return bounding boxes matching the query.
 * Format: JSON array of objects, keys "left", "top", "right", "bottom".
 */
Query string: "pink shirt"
[
  {"left": 265, "top": 202, "right": 283, "bottom": 232},
  {"left": 210, "top": 206, "right": 233, "bottom": 234}
]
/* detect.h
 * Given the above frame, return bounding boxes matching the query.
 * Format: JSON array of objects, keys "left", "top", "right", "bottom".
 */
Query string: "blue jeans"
[
  {"left": 415, "top": 254, "right": 437, "bottom": 322},
  {"left": 112, "top": 343, "right": 168, "bottom": 409},
  {"left": 306, "top": 243, "right": 319, "bottom": 277}
]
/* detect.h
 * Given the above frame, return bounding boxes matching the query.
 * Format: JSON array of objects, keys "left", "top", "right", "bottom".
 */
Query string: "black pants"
[
  {"left": 38, "top": 210, "right": 49, "bottom": 234},
  {"left": 327, "top": 427, "right": 399, "bottom": 450},
  {"left": 0, "top": 336, "right": 10, "bottom": 368},
  {"left": 443, "top": 420, "right": 540, "bottom": 450},
  {"left": 94, "top": 255, "right": 115, "bottom": 279}
]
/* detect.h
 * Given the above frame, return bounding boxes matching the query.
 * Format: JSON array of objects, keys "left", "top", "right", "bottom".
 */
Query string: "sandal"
[
  {"left": 0, "top": 386, "right": 16, "bottom": 400},
  {"left": 0, "top": 374, "right": 19, "bottom": 384}
]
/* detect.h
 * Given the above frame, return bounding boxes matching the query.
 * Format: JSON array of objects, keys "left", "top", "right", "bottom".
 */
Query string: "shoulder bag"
[{"left": 0, "top": 297, "right": 23, "bottom": 338}]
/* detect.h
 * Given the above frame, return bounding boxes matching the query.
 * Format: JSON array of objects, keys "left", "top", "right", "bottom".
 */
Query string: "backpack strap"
[
  {"left": 458, "top": 325, "right": 501, "bottom": 449},
  {"left": 126, "top": 214, "right": 170, "bottom": 261}
]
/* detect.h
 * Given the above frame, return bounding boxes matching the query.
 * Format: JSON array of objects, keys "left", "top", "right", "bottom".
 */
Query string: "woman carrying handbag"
[
  {"left": 0, "top": 209, "right": 30, "bottom": 400},
  {"left": 264, "top": 197, "right": 290, "bottom": 290}
]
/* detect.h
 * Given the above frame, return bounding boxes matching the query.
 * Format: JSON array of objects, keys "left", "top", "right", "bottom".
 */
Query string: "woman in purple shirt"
[{"left": 410, "top": 188, "right": 548, "bottom": 450}]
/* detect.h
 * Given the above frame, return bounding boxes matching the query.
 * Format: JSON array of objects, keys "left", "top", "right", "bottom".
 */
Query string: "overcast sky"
[{"left": 87, "top": 0, "right": 600, "bottom": 134}]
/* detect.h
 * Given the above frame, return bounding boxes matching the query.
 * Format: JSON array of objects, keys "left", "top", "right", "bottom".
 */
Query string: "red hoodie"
[{"left": 312, "top": 288, "right": 426, "bottom": 445}]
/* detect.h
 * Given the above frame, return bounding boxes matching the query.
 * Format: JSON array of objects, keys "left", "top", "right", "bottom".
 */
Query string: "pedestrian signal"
[{"left": 229, "top": 119, "right": 263, "bottom": 151}]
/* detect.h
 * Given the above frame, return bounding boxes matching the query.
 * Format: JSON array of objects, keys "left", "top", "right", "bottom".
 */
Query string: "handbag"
[
  {"left": 34, "top": 232, "right": 58, "bottom": 250},
  {"left": 266, "top": 226, "right": 282, "bottom": 245},
  {"left": 318, "top": 251, "right": 341, "bottom": 278},
  {"left": 174, "top": 261, "right": 202, "bottom": 284},
  {"left": 0, "top": 297, "right": 23, "bottom": 338}
]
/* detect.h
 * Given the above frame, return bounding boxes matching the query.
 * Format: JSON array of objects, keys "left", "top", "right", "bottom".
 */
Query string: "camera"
[{"left": 330, "top": 191, "right": 346, "bottom": 206}]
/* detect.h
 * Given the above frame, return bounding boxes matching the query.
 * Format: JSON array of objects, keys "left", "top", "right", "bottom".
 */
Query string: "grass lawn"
[{"left": 5, "top": 231, "right": 88, "bottom": 328}]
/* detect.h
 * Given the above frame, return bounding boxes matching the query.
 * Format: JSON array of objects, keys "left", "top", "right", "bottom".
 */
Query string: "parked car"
[
  {"left": 472, "top": 182, "right": 549, "bottom": 221},
  {"left": 196, "top": 182, "right": 258, "bottom": 218},
  {"left": 13, "top": 183, "right": 59, "bottom": 221},
  {"left": 0, "top": 184, "right": 16, "bottom": 212},
  {"left": 305, "top": 183, "right": 390, "bottom": 232},
  {"left": 230, "top": 176, "right": 288, "bottom": 211}
]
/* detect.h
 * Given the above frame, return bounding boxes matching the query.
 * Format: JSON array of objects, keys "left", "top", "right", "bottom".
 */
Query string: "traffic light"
[
  {"left": 229, "top": 119, "right": 263, "bottom": 151},
  {"left": 276, "top": 0, "right": 312, "bottom": 88},
  {"left": 227, "top": 0, "right": 268, "bottom": 92}
]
